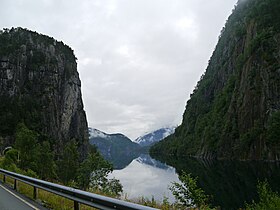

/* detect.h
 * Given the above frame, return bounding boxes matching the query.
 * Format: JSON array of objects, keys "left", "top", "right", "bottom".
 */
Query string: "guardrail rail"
[{"left": 0, "top": 168, "right": 159, "bottom": 210}]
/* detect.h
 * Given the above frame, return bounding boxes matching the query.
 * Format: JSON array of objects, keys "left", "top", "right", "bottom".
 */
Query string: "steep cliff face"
[
  {"left": 151, "top": 0, "right": 280, "bottom": 160},
  {"left": 0, "top": 28, "right": 88, "bottom": 156}
]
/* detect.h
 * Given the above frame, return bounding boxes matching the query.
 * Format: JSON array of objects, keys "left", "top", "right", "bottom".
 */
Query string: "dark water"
[
  {"left": 109, "top": 154, "right": 280, "bottom": 209},
  {"left": 152, "top": 155, "right": 280, "bottom": 210}
]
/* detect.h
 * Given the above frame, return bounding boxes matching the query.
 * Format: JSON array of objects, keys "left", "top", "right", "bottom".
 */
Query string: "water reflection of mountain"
[
  {"left": 110, "top": 153, "right": 172, "bottom": 170},
  {"left": 152, "top": 154, "right": 280, "bottom": 210},
  {"left": 106, "top": 153, "right": 139, "bottom": 169},
  {"left": 88, "top": 128, "right": 142, "bottom": 169},
  {"left": 135, "top": 154, "right": 173, "bottom": 170}
]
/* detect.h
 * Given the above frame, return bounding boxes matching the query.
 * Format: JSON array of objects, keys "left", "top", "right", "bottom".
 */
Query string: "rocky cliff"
[
  {"left": 151, "top": 0, "right": 280, "bottom": 160},
  {"left": 0, "top": 28, "right": 88, "bottom": 157}
]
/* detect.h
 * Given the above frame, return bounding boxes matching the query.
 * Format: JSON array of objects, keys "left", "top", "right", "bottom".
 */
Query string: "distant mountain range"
[
  {"left": 89, "top": 128, "right": 140, "bottom": 153},
  {"left": 89, "top": 128, "right": 141, "bottom": 169},
  {"left": 134, "top": 127, "right": 175, "bottom": 147},
  {"left": 88, "top": 127, "right": 140, "bottom": 156},
  {"left": 88, "top": 127, "right": 175, "bottom": 168}
]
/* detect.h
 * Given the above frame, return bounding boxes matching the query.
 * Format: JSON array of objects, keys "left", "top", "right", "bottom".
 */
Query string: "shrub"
[
  {"left": 169, "top": 172, "right": 213, "bottom": 209},
  {"left": 245, "top": 181, "right": 280, "bottom": 210}
]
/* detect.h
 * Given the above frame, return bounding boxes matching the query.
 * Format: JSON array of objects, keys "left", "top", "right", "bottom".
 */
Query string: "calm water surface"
[
  {"left": 109, "top": 154, "right": 179, "bottom": 202},
  {"left": 109, "top": 154, "right": 280, "bottom": 210}
]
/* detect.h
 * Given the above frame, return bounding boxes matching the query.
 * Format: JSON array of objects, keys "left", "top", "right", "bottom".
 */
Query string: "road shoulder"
[{"left": 0, "top": 181, "right": 49, "bottom": 210}]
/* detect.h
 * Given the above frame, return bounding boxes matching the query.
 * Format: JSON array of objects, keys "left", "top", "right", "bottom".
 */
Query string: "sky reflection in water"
[{"left": 109, "top": 155, "right": 180, "bottom": 202}]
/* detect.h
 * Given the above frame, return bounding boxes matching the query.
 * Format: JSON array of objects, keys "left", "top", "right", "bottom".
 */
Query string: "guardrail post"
[
  {"left": 74, "top": 201, "right": 80, "bottom": 210},
  {"left": 33, "top": 186, "right": 38, "bottom": 200},
  {"left": 3, "top": 175, "right": 5, "bottom": 183},
  {"left": 14, "top": 179, "right": 17, "bottom": 191}
]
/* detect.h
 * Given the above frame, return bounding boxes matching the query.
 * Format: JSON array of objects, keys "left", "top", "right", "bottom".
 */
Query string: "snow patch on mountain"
[
  {"left": 88, "top": 127, "right": 108, "bottom": 139},
  {"left": 134, "top": 127, "right": 176, "bottom": 147}
]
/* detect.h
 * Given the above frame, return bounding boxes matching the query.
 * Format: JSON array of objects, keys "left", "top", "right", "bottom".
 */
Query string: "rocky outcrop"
[
  {"left": 0, "top": 28, "right": 88, "bottom": 157},
  {"left": 151, "top": 0, "right": 280, "bottom": 160}
]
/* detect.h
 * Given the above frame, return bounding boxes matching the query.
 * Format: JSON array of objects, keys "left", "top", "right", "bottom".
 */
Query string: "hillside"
[{"left": 151, "top": 0, "right": 280, "bottom": 160}]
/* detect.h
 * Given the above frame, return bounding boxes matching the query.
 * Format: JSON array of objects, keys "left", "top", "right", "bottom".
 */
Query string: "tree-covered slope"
[{"left": 151, "top": 0, "right": 280, "bottom": 160}]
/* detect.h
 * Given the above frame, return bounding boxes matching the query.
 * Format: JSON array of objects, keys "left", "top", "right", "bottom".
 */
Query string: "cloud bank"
[{"left": 0, "top": 0, "right": 237, "bottom": 139}]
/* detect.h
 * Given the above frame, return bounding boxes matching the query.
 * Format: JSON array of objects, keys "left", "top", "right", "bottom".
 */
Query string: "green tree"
[
  {"left": 37, "top": 141, "right": 56, "bottom": 180},
  {"left": 57, "top": 140, "right": 79, "bottom": 184},
  {"left": 246, "top": 181, "right": 280, "bottom": 210},
  {"left": 169, "top": 172, "right": 210, "bottom": 209},
  {"left": 15, "top": 123, "right": 39, "bottom": 171},
  {"left": 77, "top": 147, "right": 122, "bottom": 196},
  {"left": 77, "top": 150, "right": 107, "bottom": 190},
  {"left": 99, "top": 177, "right": 123, "bottom": 197},
  {"left": 267, "top": 111, "right": 280, "bottom": 146},
  {"left": 89, "top": 165, "right": 123, "bottom": 197},
  {"left": 1, "top": 148, "right": 20, "bottom": 171}
]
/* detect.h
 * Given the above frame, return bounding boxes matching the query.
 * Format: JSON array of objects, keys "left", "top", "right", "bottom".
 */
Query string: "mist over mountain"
[{"left": 134, "top": 127, "right": 175, "bottom": 147}]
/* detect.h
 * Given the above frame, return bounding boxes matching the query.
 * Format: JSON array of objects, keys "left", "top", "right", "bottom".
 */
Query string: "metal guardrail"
[{"left": 0, "top": 168, "right": 159, "bottom": 210}]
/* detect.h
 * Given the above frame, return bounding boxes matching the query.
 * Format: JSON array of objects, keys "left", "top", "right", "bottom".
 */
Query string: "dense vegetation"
[
  {"left": 169, "top": 172, "right": 211, "bottom": 209},
  {"left": 245, "top": 181, "right": 280, "bottom": 210},
  {"left": 0, "top": 27, "right": 76, "bottom": 61},
  {"left": 0, "top": 123, "right": 122, "bottom": 195},
  {"left": 151, "top": 0, "right": 280, "bottom": 160}
]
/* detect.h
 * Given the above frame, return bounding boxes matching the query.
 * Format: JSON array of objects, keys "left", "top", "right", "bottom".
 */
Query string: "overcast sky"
[{"left": 1, "top": 0, "right": 237, "bottom": 139}]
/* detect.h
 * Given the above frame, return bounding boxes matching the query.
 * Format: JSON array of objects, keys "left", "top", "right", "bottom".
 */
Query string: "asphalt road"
[{"left": 0, "top": 183, "right": 44, "bottom": 210}]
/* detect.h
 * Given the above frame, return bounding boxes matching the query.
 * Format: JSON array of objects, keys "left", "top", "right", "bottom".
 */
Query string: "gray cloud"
[{"left": 0, "top": 0, "right": 237, "bottom": 139}]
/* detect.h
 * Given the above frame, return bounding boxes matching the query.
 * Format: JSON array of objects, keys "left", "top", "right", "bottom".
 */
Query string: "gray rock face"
[{"left": 0, "top": 28, "right": 88, "bottom": 156}]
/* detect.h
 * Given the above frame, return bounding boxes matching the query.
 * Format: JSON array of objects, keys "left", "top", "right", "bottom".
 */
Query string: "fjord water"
[
  {"left": 109, "top": 154, "right": 179, "bottom": 202},
  {"left": 110, "top": 154, "right": 280, "bottom": 209}
]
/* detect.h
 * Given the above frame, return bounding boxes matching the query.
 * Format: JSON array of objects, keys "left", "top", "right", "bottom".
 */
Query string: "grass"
[
  {"left": 1, "top": 174, "right": 15, "bottom": 188},
  {"left": 124, "top": 196, "right": 185, "bottom": 209},
  {"left": 0, "top": 172, "right": 177, "bottom": 209},
  {"left": 0, "top": 172, "right": 205, "bottom": 210}
]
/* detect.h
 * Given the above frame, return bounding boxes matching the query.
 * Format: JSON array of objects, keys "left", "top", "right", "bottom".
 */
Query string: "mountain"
[
  {"left": 89, "top": 128, "right": 141, "bottom": 168},
  {"left": 89, "top": 128, "right": 139, "bottom": 152},
  {"left": 151, "top": 0, "right": 280, "bottom": 161},
  {"left": 0, "top": 27, "right": 89, "bottom": 158},
  {"left": 134, "top": 127, "right": 175, "bottom": 147}
]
